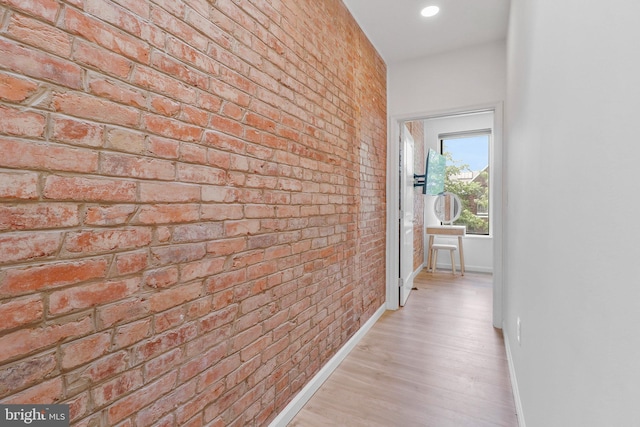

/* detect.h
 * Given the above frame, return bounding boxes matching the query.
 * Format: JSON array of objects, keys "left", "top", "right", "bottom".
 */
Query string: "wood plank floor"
[{"left": 289, "top": 270, "right": 518, "bottom": 427}]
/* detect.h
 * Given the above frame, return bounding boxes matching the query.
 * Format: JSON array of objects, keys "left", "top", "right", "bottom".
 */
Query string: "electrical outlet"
[{"left": 516, "top": 317, "right": 521, "bottom": 345}]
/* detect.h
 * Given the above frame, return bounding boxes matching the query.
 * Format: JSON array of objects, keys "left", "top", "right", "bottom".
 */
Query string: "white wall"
[
  {"left": 505, "top": 1, "right": 640, "bottom": 426},
  {"left": 424, "top": 112, "right": 494, "bottom": 273},
  {"left": 389, "top": 40, "right": 507, "bottom": 117}
]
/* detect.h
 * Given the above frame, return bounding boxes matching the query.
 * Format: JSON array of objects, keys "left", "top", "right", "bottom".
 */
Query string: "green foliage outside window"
[{"left": 443, "top": 153, "right": 489, "bottom": 235}]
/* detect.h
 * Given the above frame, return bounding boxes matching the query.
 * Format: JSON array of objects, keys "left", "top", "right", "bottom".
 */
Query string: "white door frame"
[{"left": 386, "top": 102, "right": 504, "bottom": 329}]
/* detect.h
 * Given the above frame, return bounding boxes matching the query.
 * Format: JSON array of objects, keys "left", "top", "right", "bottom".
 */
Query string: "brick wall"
[
  {"left": 406, "top": 121, "right": 425, "bottom": 271},
  {"left": 0, "top": 0, "right": 387, "bottom": 425}
]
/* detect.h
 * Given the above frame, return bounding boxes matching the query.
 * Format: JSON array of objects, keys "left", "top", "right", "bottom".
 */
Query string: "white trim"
[
  {"left": 432, "top": 263, "right": 493, "bottom": 274},
  {"left": 491, "top": 102, "right": 504, "bottom": 328},
  {"left": 268, "top": 303, "right": 387, "bottom": 427},
  {"left": 503, "top": 327, "right": 526, "bottom": 427},
  {"left": 386, "top": 114, "right": 400, "bottom": 310}
]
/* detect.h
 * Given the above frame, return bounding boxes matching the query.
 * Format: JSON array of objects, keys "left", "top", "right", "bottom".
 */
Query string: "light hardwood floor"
[{"left": 289, "top": 270, "right": 518, "bottom": 427}]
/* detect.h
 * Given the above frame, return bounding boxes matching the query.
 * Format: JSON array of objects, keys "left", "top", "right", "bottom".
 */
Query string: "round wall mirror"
[{"left": 433, "top": 192, "right": 462, "bottom": 224}]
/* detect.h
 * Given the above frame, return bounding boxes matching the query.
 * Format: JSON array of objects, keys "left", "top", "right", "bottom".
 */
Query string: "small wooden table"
[{"left": 426, "top": 225, "right": 466, "bottom": 275}]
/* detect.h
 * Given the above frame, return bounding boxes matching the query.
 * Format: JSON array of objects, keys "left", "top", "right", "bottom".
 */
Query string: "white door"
[{"left": 399, "top": 125, "right": 414, "bottom": 306}]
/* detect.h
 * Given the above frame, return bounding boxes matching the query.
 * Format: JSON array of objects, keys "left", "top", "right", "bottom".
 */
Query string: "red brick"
[
  {"left": 1, "top": 0, "right": 60, "bottom": 22},
  {"left": 180, "top": 257, "right": 225, "bottom": 282},
  {"left": 150, "top": 50, "right": 209, "bottom": 89},
  {"left": 84, "top": 205, "right": 137, "bottom": 226},
  {"left": 181, "top": 104, "right": 210, "bottom": 127},
  {"left": 115, "top": 251, "right": 148, "bottom": 275},
  {"left": 64, "top": 8, "right": 150, "bottom": 63},
  {"left": 179, "top": 343, "right": 226, "bottom": 384},
  {"left": 144, "top": 267, "right": 179, "bottom": 289},
  {"left": 201, "top": 204, "right": 243, "bottom": 221},
  {"left": 73, "top": 40, "right": 133, "bottom": 79},
  {"left": 0, "top": 73, "right": 38, "bottom": 102},
  {"left": 176, "top": 381, "right": 224, "bottom": 425},
  {"left": 143, "top": 114, "right": 203, "bottom": 142},
  {"left": 0, "top": 295, "right": 43, "bottom": 332},
  {"left": 0, "top": 39, "right": 82, "bottom": 89},
  {"left": 225, "top": 219, "right": 261, "bottom": 237},
  {"left": 210, "top": 114, "right": 244, "bottom": 138},
  {"left": 1, "top": 378, "right": 63, "bottom": 404},
  {"left": 150, "top": 243, "right": 206, "bottom": 267},
  {"left": 106, "top": 129, "right": 146, "bottom": 155},
  {"left": 208, "top": 148, "right": 232, "bottom": 169},
  {"left": 186, "top": 297, "right": 212, "bottom": 320},
  {"left": 51, "top": 116, "right": 105, "bottom": 148},
  {"left": 93, "top": 369, "right": 144, "bottom": 408},
  {"left": 67, "top": 392, "right": 90, "bottom": 422},
  {"left": 202, "top": 131, "right": 246, "bottom": 154},
  {"left": 139, "top": 182, "right": 200, "bottom": 203},
  {"left": 144, "top": 348, "right": 183, "bottom": 380},
  {"left": 136, "top": 204, "right": 200, "bottom": 224},
  {"left": 0, "top": 203, "right": 79, "bottom": 231},
  {"left": 197, "top": 92, "right": 223, "bottom": 113},
  {"left": 0, "top": 352, "right": 56, "bottom": 398},
  {"left": 84, "top": 0, "right": 144, "bottom": 37},
  {"left": 149, "top": 7, "right": 205, "bottom": 50},
  {"left": 0, "top": 1, "right": 389, "bottom": 424},
  {"left": 226, "top": 355, "right": 262, "bottom": 389},
  {"left": 154, "top": 306, "right": 185, "bottom": 333},
  {"left": 148, "top": 136, "right": 180, "bottom": 159},
  {"left": 97, "top": 298, "right": 150, "bottom": 328},
  {"left": 132, "top": 324, "right": 197, "bottom": 364},
  {"left": 149, "top": 283, "right": 202, "bottom": 313},
  {"left": 0, "top": 172, "right": 38, "bottom": 200},
  {"left": 43, "top": 175, "right": 137, "bottom": 202},
  {"left": 114, "top": 319, "right": 151, "bottom": 349},
  {"left": 199, "top": 304, "right": 238, "bottom": 333},
  {"left": 0, "top": 316, "right": 93, "bottom": 364},
  {"left": 1, "top": 258, "right": 109, "bottom": 296},
  {"left": 49, "top": 277, "right": 141, "bottom": 315},
  {"left": 66, "top": 351, "right": 128, "bottom": 392},
  {"left": 52, "top": 92, "right": 139, "bottom": 128},
  {"left": 65, "top": 227, "right": 152, "bottom": 254},
  {"left": 61, "top": 332, "right": 112, "bottom": 369},
  {"left": 172, "top": 223, "right": 224, "bottom": 243},
  {"left": 0, "top": 104, "right": 45, "bottom": 137},
  {"left": 177, "top": 163, "right": 226, "bottom": 185},
  {"left": 211, "top": 289, "right": 234, "bottom": 310},
  {"left": 0, "top": 138, "right": 99, "bottom": 172},
  {"left": 133, "top": 66, "right": 197, "bottom": 104},
  {"left": 166, "top": 36, "right": 218, "bottom": 75},
  {"left": 180, "top": 142, "right": 208, "bottom": 164},
  {"left": 7, "top": 12, "right": 72, "bottom": 57},
  {"left": 206, "top": 269, "right": 247, "bottom": 293},
  {"left": 135, "top": 380, "right": 196, "bottom": 427},
  {"left": 0, "top": 231, "right": 62, "bottom": 264}
]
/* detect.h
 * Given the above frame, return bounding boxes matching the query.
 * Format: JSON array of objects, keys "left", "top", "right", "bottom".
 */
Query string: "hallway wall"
[
  {"left": 0, "top": 1, "right": 386, "bottom": 425},
  {"left": 505, "top": 1, "right": 640, "bottom": 425}
]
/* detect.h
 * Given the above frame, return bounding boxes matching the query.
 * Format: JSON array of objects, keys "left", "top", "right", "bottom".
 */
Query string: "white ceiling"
[{"left": 342, "top": 0, "right": 511, "bottom": 64}]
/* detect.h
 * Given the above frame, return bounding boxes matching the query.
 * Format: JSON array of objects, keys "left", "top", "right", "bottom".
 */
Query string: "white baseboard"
[
  {"left": 503, "top": 328, "right": 526, "bottom": 427},
  {"left": 433, "top": 263, "right": 493, "bottom": 274},
  {"left": 268, "top": 303, "right": 387, "bottom": 427}
]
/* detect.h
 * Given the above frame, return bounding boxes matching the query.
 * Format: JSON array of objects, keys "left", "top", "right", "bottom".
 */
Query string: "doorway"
[{"left": 386, "top": 104, "right": 504, "bottom": 328}]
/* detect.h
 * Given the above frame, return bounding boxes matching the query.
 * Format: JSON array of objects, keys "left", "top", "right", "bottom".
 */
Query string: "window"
[{"left": 440, "top": 132, "right": 490, "bottom": 235}]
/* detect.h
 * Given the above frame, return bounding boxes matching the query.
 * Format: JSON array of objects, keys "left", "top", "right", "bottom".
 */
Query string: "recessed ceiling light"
[{"left": 421, "top": 6, "right": 440, "bottom": 17}]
